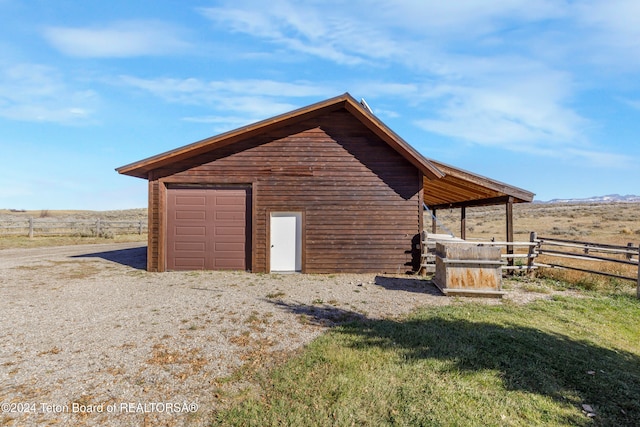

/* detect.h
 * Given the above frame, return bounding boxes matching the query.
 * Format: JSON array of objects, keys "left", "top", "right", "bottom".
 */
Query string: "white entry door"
[{"left": 270, "top": 212, "right": 302, "bottom": 272}]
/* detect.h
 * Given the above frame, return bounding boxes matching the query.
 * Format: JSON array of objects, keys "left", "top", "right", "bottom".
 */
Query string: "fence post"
[
  {"left": 527, "top": 231, "right": 537, "bottom": 275},
  {"left": 28, "top": 217, "right": 34, "bottom": 238},
  {"left": 138, "top": 220, "right": 143, "bottom": 235},
  {"left": 627, "top": 242, "right": 633, "bottom": 261},
  {"left": 505, "top": 197, "right": 514, "bottom": 272},
  {"left": 96, "top": 219, "right": 101, "bottom": 237}
]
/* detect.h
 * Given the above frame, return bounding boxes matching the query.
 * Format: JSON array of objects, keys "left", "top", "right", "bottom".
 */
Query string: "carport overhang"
[{"left": 422, "top": 158, "right": 535, "bottom": 264}]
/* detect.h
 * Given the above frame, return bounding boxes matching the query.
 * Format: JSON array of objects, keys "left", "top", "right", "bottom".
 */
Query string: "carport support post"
[
  {"left": 506, "top": 197, "right": 514, "bottom": 270},
  {"left": 460, "top": 206, "right": 466, "bottom": 240},
  {"left": 431, "top": 208, "right": 437, "bottom": 234}
]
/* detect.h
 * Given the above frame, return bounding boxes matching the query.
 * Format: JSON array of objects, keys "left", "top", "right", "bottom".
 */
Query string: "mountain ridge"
[{"left": 537, "top": 194, "right": 640, "bottom": 204}]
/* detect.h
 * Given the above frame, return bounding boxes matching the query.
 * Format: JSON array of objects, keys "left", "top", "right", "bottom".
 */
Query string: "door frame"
[{"left": 267, "top": 209, "right": 305, "bottom": 273}]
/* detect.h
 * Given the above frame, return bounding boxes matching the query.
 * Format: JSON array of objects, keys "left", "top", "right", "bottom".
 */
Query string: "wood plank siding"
[
  {"left": 147, "top": 179, "right": 160, "bottom": 271},
  {"left": 147, "top": 109, "right": 422, "bottom": 273}
]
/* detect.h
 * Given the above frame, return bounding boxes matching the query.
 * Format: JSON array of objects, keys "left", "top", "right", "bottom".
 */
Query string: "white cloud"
[
  {"left": 198, "top": 0, "right": 640, "bottom": 78},
  {"left": 620, "top": 98, "right": 640, "bottom": 110},
  {"left": 0, "top": 64, "right": 98, "bottom": 124},
  {"left": 197, "top": 1, "right": 590, "bottom": 152},
  {"left": 198, "top": 2, "right": 401, "bottom": 65},
  {"left": 411, "top": 75, "right": 635, "bottom": 168},
  {"left": 349, "top": 56, "right": 590, "bottom": 158},
  {"left": 181, "top": 115, "right": 261, "bottom": 134},
  {"left": 198, "top": 0, "right": 568, "bottom": 70},
  {"left": 351, "top": 82, "right": 420, "bottom": 99},
  {"left": 566, "top": 148, "right": 633, "bottom": 169},
  {"left": 43, "top": 20, "right": 190, "bottom": 58},
  {"left": 415, "top": 70, "right": 586, "bottom": 148},
  {"left": 182, "top": 115, "right": 247, "bottom": 124},
  {"left": 573, "top": 0, "right": 640, "bottom": 66},
  {"left": 362, "top": 0, "right": 566, "bottom": 40},
  {"left": 119, "top": 76, "right": 332, "bottom": 119},
  {"left": 131, "top": 1, "right": 636, "bottom": 166},
  {"left": 373, "top": 109, "right": 400, "bottom": 120}
]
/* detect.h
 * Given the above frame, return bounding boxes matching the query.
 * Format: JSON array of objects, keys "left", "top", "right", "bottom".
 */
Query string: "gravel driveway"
[{"left": 2, "top": 242, "right": 473, "bottom": 426}]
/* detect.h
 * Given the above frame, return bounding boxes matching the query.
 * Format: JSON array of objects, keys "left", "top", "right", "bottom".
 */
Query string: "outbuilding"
[{"left": 117, "top": 93, "right": 533, "bottom": 273}]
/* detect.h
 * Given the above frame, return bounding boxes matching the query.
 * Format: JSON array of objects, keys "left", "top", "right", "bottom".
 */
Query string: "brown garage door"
[{"left": 166, "top": 187, "right": 249, "bottom": 271}]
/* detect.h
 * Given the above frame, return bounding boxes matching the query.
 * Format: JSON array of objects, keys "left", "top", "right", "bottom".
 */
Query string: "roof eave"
[{"left": 426, "top": 159, "right": 535, "bottom": 204}]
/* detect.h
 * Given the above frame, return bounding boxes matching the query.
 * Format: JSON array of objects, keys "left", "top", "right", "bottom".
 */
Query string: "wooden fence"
[
  {"left": 423, "top": 232, "right": 640, "bottom": 297},
  {"left": 535, "top": 234, "right": 639, "bottom": 297},
  {"left": 0, "top": 218, "right": 147, "bottom": 237}
]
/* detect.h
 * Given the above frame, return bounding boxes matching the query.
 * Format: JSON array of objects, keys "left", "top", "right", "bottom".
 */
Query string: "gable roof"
[
  {"left": 116, "top": 93, "right": 534, "bottom": 206},
  {"left": 116, "top": 93, "right": 444, "bottom": 180}
]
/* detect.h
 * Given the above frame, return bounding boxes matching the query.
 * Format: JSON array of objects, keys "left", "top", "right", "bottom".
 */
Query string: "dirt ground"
[{"left": 1, "top": 242, "right": 561, "bottom": 426}]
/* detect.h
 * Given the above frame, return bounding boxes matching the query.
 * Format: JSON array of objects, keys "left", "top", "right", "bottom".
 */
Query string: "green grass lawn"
[{"left": 213, "top": 294, "right": 640, "bottom": 426}]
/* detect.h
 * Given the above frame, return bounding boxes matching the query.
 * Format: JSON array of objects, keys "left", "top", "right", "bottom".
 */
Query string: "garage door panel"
[
  {"left": 174, "top": 258, "right": 206, "bottom": 268},
  {"left": 215, "top": 195, "right": 245, "bottom": 205},
  {"left": 215, "top": 251, "right": 245, "bottom": 260},
  {"left": 215, "top": 211, "right": 245, "bottom": 220},
  {"left": 175, "top": 196, "right": 206, "bottom": 205},
  {"left": 175, "top": 242, "right": 206, "bottom": 251},
  {"left": 167, "top": 187, "right": 249, "bottom": 271},
  {"left": 215, "top": 205, "right": 246, "bottom": 214},
  {"left": 215, "top": 242, "right": 244, "bottom": 251},
  {"left": 214, "top": 260, "right": 244, "bottom": 269},
  {"left": 215, "top": 226, "right": 245, "bottom": 235},
  {"left": 176, "top": 211, "right": 206, "bottom": 220},
  {"left": 175, "top": 226, "right": 207, "bottom": 236}
]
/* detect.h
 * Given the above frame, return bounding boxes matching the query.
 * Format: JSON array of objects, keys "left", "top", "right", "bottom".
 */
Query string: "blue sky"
[{"left": 1, "top": 0, "right": 639, "bottom": 210}]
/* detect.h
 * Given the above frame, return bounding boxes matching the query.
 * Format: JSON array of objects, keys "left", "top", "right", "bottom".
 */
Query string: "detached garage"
[{"left": 117, "top": 93, "right": 533, "bottom": 273}]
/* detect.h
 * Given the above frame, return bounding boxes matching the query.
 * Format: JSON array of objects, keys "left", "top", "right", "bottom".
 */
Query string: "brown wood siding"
[
  {"left": 147, "top": 179, "right": 160, "bottom": 271},
  {"left": 148, "top": 109, "right": 421, "bottom": 273}
]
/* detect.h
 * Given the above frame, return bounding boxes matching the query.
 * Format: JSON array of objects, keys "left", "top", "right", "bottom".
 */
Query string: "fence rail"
[
  {"left": 535, "top": 235, "right": 639, "bottom": 286},
  {"left": 422, "top": 232, "right": 539, "bottom": 273},
  {"left": 466, "top": 237, "right": 539, "bottom": 271},
  {"left": 0, "top": 218, "right": 147, "bottom": 237},
  {"left": 423, "top": 232, "right": 640, "bottom": 297}
]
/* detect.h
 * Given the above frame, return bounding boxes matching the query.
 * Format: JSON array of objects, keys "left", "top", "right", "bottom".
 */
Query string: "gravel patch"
[{"left": 0, "top": 243, "right": 563, "bottom": 426}]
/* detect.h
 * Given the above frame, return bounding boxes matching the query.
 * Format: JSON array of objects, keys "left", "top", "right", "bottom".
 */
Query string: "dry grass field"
[
  {"left": 0, "top": 209, "right": 147, "bottom": 249},
  {"left": 0, "top": 208, "right": 147, "bottom": 222},
  {"left": 430, "top": 201, "right": 640, "bottom": 245}
]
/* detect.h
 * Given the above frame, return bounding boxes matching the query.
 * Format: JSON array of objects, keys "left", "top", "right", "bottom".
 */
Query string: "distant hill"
[{"left": 538, "top": 194, "right": 640, "bottom": 204}]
